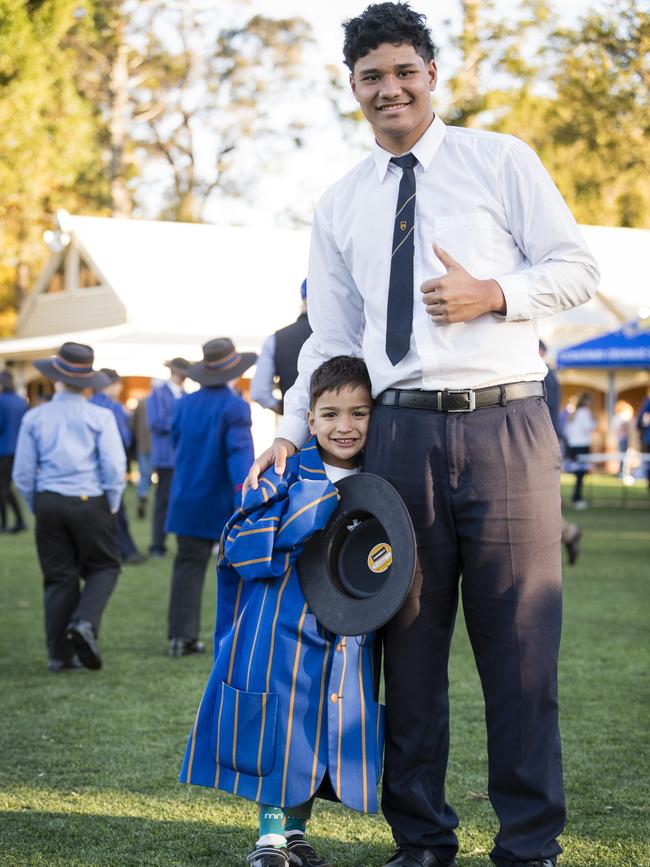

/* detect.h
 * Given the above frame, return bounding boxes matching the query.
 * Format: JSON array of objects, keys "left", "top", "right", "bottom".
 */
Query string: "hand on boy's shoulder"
[{"left": 243, "top": 437, "right": 297, "bottom": 498}]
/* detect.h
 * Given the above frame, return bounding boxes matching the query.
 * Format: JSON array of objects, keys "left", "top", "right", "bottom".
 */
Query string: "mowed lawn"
[{"left": 0, "top": 480, "right": 648, "bottom": 867}]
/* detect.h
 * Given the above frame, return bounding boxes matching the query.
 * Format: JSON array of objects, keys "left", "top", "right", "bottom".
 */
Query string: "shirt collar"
[
  {"left": 52, "top": 391, "right": 85, "bottom": 402},
  {"left": 372, "top": 113, "right": 447, "bottom": 181},
  {"left": 167, "top": 379, "right": 183, "bottom": 398}
]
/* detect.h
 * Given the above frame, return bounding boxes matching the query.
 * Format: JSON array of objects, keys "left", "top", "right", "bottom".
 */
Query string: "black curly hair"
[
  {"left": 309, "top": 356, "right": 372, "bottom": 409},
  {"left": 342, "top": 2, "right": 437, "bottom": 71}
]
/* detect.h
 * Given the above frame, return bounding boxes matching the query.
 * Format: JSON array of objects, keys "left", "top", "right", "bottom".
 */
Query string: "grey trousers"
[
  {"left": 363, "top": 396, "right": 565, "bottom": 867},
  {"left": 167, "top": 534, "right": 215, "bottom": 640}
]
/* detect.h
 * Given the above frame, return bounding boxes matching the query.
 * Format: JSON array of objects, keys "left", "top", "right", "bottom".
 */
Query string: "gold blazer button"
[{"left": 330, "top": 693, "right": 339, "bottom": 704}]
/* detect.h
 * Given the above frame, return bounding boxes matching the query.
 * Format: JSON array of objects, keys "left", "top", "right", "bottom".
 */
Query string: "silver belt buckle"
[{"left": 444, "top": 388, "right": 476, "bottom": 412}]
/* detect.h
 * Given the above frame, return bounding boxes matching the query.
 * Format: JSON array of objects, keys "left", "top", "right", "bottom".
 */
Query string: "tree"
[
  {"left": 0, "top": 0, "right": 108, "bottom": 335},
  {"left": 444, "top": 0, "right": 650, "bottom": 227},
  {"left": 129, "top": 5, "right": 336, "bottom": 223}
]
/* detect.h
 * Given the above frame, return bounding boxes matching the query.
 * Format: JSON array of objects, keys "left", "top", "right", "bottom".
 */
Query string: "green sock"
[
  {"left": 257, "top": 804, "right": 286, "bottom": 848},
  {"left": 284, "top": 814, "right": 308, "bottom": 838}
]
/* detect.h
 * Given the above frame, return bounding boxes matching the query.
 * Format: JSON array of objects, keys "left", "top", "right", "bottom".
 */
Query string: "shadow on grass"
[{"left": 0, "top": 809, "right": 394, "bottom": 867}]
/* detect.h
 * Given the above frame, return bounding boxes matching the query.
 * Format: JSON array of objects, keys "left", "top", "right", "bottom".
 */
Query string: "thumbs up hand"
[{"left": 420, "top": 243, "right": 506, "bottom": 324}]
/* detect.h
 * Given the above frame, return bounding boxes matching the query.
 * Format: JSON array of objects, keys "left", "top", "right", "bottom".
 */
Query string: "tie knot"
[{"left": 391, "top": 153, "right": 417, "bottom": 170}]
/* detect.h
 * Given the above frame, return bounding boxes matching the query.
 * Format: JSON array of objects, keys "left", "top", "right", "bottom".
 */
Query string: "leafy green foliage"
[
  {"left": 0, "top": 0, "right": 109, "bottom": 335},
  {"left": 445, "top": 0, "right": 650, "bottom": 227}
]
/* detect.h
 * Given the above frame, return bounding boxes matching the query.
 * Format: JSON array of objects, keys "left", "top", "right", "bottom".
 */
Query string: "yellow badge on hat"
[{"left": 367, "top": 542, "right": 392, "bottom": 574}]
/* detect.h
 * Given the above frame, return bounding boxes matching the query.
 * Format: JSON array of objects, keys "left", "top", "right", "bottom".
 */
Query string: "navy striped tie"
[{"left": 386, "top": 153, "right": 418, "bottom": 366}]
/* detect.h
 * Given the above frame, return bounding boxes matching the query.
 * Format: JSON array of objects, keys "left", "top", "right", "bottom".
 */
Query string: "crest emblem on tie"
[{"left": 400, "top": 220, "right": 407, "bottom": 230}]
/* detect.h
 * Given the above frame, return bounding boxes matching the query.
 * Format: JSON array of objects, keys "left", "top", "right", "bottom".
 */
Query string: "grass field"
[{"left": 0, "top": 479, "right": 648, "bottom": 867}]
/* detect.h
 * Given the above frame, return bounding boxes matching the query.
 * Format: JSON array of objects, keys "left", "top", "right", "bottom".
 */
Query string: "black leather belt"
[{"left": 376, "top": 381, "right": 544, "bottom": 412}]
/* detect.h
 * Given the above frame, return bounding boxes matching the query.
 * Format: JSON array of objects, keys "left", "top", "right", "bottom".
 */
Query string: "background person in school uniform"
[{"left": 165, "top": 338, "right": 256, "bottom": 658}]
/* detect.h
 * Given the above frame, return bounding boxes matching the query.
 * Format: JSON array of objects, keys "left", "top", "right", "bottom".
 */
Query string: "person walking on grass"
[
  {"left": 245, "top": 4, "right": 599, "bottom": 866},
  {"left": 165, "top": 339, "right": 255, "bottom": 658},
  {"left": 146, "top": 357, "right": 190, "bottom": 558},
  {"left": 12, "top": 343, "right": 125, "bottom": 672},
  {"left": 90, "top": 369, "right": 146, "bottom": 565},
  {"left": 0, "top": 369, "right": 28, "bottom": 534}
]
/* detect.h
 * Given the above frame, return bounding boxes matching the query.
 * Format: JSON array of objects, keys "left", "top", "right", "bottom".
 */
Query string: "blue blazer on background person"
[
  {"left": 165, "top": 384, "right": 255, "bottom": 541},
  {"left": 0, "top": 382, "right": 28, "bottom": 457},
  {"left": 147, "top": 382, "right": 178, "bottom": 469}
]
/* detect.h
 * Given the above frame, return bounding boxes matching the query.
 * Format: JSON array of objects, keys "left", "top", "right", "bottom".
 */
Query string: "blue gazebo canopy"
[{"left": 557, "top": 320, "right": 650, "bottom": 369}]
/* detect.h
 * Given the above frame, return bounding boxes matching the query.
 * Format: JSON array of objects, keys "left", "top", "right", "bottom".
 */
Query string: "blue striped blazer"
[{"left": 179, "top": 439, "right": 384, "bottom": 813}]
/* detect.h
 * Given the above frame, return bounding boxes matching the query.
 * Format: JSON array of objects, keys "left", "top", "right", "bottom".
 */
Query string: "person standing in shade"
[
  {"left": 166, "top": 339, "right": 255, "bottom": 657},
  {"left": 246, "top": 5, "right": 599, "bottom": 866},
  {"left": 539, "top": 341, "right": 582, "bottom": 565},
  {"left": 251, "top": 279, "right": 312, "bottom": 414},
  {"left": 90, "top": 369, "right": 146, "bottom": 564},
  {"left": 0, "top": 370, "right": 28, "bottom": 533},
  {"left": 146, "top": 357, "right": 190, "bottom": 558},
  {"left": 12, "top": 343, "right": 125, "bottom": 672}
]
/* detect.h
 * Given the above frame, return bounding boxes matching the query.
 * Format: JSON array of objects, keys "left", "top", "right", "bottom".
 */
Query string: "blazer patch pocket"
[{"left": 211, "top": 682, "right": 278, "bottom": 777}]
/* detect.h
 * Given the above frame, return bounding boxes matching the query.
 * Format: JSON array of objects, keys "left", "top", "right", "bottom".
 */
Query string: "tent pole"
[{"left": 606, "top": 371, "right": 616, "bottom": 426}]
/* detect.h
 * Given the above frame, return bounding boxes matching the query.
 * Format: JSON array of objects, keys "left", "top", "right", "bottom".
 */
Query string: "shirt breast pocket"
[{"left": 430, "top": 212, "right": 496, "bottom": 278}]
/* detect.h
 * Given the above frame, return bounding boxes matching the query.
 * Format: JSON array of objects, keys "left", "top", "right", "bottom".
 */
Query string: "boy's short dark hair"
[
  {"left": 343, "top": 2, "right": 437, "bottom": 71},
  {"left": 309, "top": 356, "right": 372, "bottom": 408}
]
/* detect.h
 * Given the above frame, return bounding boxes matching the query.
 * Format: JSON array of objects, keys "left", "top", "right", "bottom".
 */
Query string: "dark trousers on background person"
[
  {"left": 115, "top": 498, "right": 139, "bottom": 560},
  {"left": 363, "top": 396, "right": 564, "bottom": 867},
  {"left": 0, "top": 454, "right": 25, "bottom": 530},
  {"left": 150, "top": 466, "right": 173, "bottom": 554},
  {"left": 167, "top": 535, "right": 215, "bottom": 640},
  {"left": 34, "top": 491, "right": 121, "bottom": 662},
  {"left": 568, "top": 445, "right": 590, "bottom": 502}
]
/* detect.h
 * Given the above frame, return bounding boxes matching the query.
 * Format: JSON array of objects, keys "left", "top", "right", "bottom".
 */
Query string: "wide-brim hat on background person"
[
  {"left": 98, "top": 368, "right": 120, "bottom": 384},
  {"left": 186, "top": 338, "right": 257, "bottom": 387},
  {"left": 299, "top": 473, "right": 416, "bottom": 636},
  {"left": 33, "top": 342, "right": 110, "bottom": 390},
  {"left": 164, "top": 357, "right": 191, "bottom": 376}
]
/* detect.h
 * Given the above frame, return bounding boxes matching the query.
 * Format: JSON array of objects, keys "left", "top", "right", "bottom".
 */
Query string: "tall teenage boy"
[{"left": 246, "top": 5, "right": 599, "bottom": 867}]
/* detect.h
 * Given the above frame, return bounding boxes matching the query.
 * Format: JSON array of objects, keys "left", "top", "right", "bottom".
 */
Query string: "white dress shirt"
[
  {"left": 278, "top": 116, "right": 599, "bottom": 448},
  {"left": 250, "top": 334, "right": 280, "bottom": 411},
  {"left": 566, "top": 407, "right": 597, "bottom": 448}
]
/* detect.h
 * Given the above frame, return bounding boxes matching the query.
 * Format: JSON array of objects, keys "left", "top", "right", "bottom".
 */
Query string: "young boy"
[{"left": 179, "top": 356, "right": 380, "bottom": 867}]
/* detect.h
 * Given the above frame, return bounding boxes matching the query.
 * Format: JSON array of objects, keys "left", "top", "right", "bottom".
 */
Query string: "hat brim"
[
  {"left": 186, "top": 352, "right": 257, "bottom": 386},
  {"left": 33, "top": 359, "right": 110, "bottom": 390},
  {"left": 298, "top": 473, "right": 416, "bottom": 636}
]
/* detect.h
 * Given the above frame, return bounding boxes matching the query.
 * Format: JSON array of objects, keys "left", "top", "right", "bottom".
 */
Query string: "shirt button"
[{"left": 330, "top": 693, "right": 338, "bottom": 704}]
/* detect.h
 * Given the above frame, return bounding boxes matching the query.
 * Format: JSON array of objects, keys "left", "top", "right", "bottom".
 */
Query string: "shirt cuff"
[
  {"left": 276, "top": 416, "right": 310, "bottom": 450},
  {"left": 493, "top": 272, "right": 532, "bottom": 322},
  {"left": 107, "top": 492, "right": 121, "bottom": 512}
]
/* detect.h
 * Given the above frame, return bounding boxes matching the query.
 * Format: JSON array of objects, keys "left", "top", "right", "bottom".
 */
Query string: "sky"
[{"left": 139, "top": 0, "right": 609, "bottom": 227}]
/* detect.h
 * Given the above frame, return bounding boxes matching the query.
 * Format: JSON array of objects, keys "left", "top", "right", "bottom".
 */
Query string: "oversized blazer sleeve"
[{"left": 222, "top": 467, "right": 338, "bottom": 582}]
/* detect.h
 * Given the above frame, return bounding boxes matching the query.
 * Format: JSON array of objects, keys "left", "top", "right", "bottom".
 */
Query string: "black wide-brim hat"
[
  {"left": 187, "top": 338, "right": 256, "bottom": 386},
  {"left": 299, "top": 473, "right": 416, "bottom": 636},
  {"left": 34, "top": 342, "right": 110, "bottom": 390},
  {"left": 164, "top": 357, "right": 191, "bottom": 376}
]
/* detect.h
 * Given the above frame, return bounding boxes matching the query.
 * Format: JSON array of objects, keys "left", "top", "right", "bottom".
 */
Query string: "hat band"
[
  {"left": 204, "top": 351, "right": 241, "bottom": 371},
  {"left": 52, "top": 356, "right": 95, "bottom": 378}
]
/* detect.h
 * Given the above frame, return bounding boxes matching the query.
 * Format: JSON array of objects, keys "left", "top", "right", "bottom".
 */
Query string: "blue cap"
[{"left": 300, "top": 278, "right": 307, "bottom": 300}]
